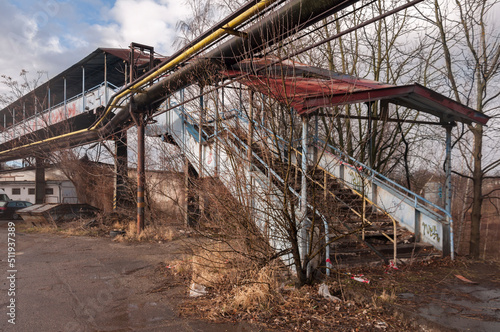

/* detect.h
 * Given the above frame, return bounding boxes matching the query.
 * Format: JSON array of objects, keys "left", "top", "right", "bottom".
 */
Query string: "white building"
[{"left": 0, "top": 167, "right": 78, "bottom": 204}]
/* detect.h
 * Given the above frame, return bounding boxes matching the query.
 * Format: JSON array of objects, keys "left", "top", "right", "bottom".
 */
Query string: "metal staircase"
[{"left": 162, "top": 97, "right": 446, "bottom": 270}]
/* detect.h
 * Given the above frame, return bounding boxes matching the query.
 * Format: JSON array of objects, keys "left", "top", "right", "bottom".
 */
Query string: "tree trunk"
[{"left": 469, "top": 124, "right": 483, "bottom": 258}]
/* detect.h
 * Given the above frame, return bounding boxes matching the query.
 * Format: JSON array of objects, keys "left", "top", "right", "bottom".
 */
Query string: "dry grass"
[
  {"left": 17, "top": 211, "right": 180, "bottom": 243},
  {"left": 110, "top": 221, "right": 178, "bottom": 242},
  {"left": 230, "top": 263, "right": 281, "bottom": 311},
  {"left": 190, "top": 241, "right": 249, "bottom": 290}
]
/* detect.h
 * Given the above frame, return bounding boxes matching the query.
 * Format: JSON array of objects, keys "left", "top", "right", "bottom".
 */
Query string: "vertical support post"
[
  {"left": 367, "top": 102, "right": 373, "bottom": 168},
  {"left": 239, "top": 83, "right": 243, "bottom": 112},
  {"left": 82, "top": 66, "right": 86, "bottom": 111},
  {"left": 114, "top": 132, "right": 128, "bottom": 210},
  {"left": 198, "top": 85, "right": 205, "bottom": 219},
  {"left": 247, "top": 91, "right": 254, "bottom": 171},
  {"left": 181, "top": 88, "right": 185, "bottom": 147},
  {"left": 35, "top": 157, "right": 46, "bottom": 204},
  {"left": 63, "top": 77, "right": 67, "bottom": 118},
  {"left": 104, "top": 52, "right": 108, "bottom": 103},
  {"left": 443, "top": 124, "right": 454, "bottom": 258},
  {"left": 34, "top": 95, "right": 38, "bottom": 131},
  {"left": 313, "top": 112, "right": 319, "bottom": 164},
  {"left": 300, "top": 116, "right": 309, "bottom": 265},
  {"left": 137, "top": 114, "right": 145, "bottom": 234},
  {"left": 261, "top": 93, "right": 266, "bottom": 125},
  {"left": 129, "top": 46, "right": 135, "bottom": 83},
  {"left": 198, "top": 85, "right": 204, "bottom": 177},
  {"left": 12, "top": 109, "right": 15, "bottom": 127},
  {"left": 414, "top": 209, "right": 421, "bottom": 242},
  {"left": 124, "top": 63, "right": 128, "bottom": 85}
]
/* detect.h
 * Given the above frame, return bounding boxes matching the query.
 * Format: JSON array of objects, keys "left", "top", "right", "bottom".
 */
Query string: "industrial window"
[
  {"left": 45, "top": 188, "right": 54, "bottom": 195},
  {"left": 28, "top": 188, "right": 35, "bottom": 195},
  {"left": 12, "top": 188, "right": 21, "bottom": 195}
]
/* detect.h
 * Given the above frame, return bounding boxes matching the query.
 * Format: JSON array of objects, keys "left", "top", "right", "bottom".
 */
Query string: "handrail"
[
  {"left": 171, "top": 106, "right": 211, "bottom": 143},
  {"left": 167, "top": 104, "right": 335, "bottom": 272},
  {"left": 315, "top": 137, "right": 452, "bottom": 221},
  {"left": 4, "top": 81, "right": 119, "bottom": 130},
  {"left": 285, "top": 142, "right": 398, "bottom": 263},
  {"left": 231, "top": 113, "right": 401, "bottom": 261}
]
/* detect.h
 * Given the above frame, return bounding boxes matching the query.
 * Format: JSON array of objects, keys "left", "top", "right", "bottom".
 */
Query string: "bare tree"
[{"left": 422, "top": 0, "right": 500, "bottom": 258}]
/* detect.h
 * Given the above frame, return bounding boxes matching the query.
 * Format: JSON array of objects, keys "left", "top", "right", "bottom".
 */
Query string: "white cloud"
[
  {"left": 89, "top": 0, "right": 189, "bottom": 54},
  {"left": 0, "top": 0, "right": 190, "bottom": 96}
]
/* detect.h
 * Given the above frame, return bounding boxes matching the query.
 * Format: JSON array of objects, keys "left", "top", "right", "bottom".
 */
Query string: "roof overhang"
[{"left": 224, "top": 58, "right": 489, "bottom": 126}]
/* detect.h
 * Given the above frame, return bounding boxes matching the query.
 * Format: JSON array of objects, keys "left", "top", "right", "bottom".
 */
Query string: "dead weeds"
[{"left": 17, "top": 210, "right": 181, "bottom": 243}]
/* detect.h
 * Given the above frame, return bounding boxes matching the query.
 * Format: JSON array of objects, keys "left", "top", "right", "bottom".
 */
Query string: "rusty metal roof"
[{"left": 225, "top": 58, "right": 489, "bottom": 125}]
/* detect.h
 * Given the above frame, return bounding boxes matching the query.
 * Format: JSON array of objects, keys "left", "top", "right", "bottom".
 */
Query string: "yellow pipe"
[
  {"left": 90, "top": 0, "right": 277, "bottom": 130},
  {"left": 0, "top": 0, "right": 277, "bottom": 158}
]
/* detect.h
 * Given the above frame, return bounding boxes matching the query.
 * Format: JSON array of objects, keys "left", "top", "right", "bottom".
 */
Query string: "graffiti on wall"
[{"left": 422, "top": 222, "right": 441, "bottom": 243}]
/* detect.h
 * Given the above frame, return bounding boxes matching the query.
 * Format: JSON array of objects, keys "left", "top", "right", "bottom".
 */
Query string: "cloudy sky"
[{"left": 0, "top": 0, "right": 192, "bottom": 92}]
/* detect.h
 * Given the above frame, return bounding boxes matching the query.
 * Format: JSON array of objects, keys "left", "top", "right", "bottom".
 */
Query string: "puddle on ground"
[{"left": 417, "top": 284, "right": 500, "bottom": 332}]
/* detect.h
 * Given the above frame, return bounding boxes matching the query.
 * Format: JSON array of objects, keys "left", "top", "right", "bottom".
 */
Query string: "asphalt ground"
[{"left": 0, "top": 219, "right": 260, "bottom": 332}]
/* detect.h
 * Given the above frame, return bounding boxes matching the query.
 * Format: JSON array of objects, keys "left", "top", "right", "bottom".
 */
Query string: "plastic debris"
[
  {"left": 374, "top": 320, "right": 388, "bottom": 330},
  {"left": 455, "top": 274, "right": 478, "bottom": 284},
  {"left": 318, "top": 283, "right": 341, "bottom": 302},
  {"left": 189, "top": 282, "right": 207, "bottom": 297},
  {"left": 346, "top": 273, "right": 370, "bottom": 283},
  {"left": 351, "top": 275, "right": 370, "bottom": 283},
  {"left": 385, "top": 260, "right": 399, "bottom": 273}
]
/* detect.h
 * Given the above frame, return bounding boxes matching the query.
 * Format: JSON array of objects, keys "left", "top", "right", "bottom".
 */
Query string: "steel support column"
[
  {"left": 247, "top": 91, "right": 254, "bottom": 170},
  {"left": 104, "top": 52, "right": 108, "bottom": 103},
  {"left": 300, "top": 116, "right": 309, "bottom": 265},
  {"left": 63, "top": 77, "right": 67, "bottom": 118},
  {"left": 443, "top": 124, "right": 454, "bottom": 258},
  {"left": 198, "top": 85, "right": 204, "bottom": 177},
  {"left": 35, "top": 157, "right": 46, "bottom": 204},
  {"left": 181, "top": 89, "right": 185, "bottom": 147},
  {"left": 82, "top": 66, "right": 85, "bottom": 111}
]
